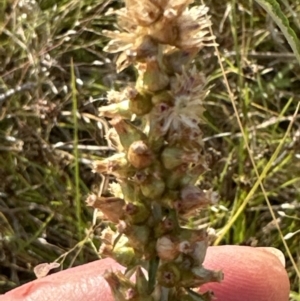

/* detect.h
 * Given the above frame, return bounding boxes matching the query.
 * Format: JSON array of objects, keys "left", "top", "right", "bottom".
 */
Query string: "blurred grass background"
[{"left": 0, "top": 0, "right": 299, "bottom": 298}]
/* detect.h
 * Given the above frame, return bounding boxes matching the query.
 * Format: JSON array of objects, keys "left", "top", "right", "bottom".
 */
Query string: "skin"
[{"left": 0, "top": 246, "right": 289, "bottom": 301}]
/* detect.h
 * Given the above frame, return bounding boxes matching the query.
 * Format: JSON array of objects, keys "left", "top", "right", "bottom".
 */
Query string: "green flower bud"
[
  {"left": 110, "top": 117, "right": 147, "bottom": 151},
  {"left": 85, "top": 195, "right": 125, "bottom": 223},
  {"left": 99, "top": 100, "right": 131, "bottom": 119},
  {"left": 127, "top": 140, "right": 154, "bottom": 169},
  {"left": 138, "top": 57, "right": 169, "bottom": 92},
  {"left": 126, "top": 87, "right": 153, "bottom": 116},
  {"left": 157, "top": 262, "right": 181, "bottom": 288},
  {"left": 139, "top": 176, "right": 165, "bottom": 200},
  {"left": 161, "top": 146, "right": 199, "bottom": 170},
  {"left": 125, "top": 202, "right": 151, "bottom": 225},
  {"left": 114, "top": 245, "right": 138, "bottom": 267}
]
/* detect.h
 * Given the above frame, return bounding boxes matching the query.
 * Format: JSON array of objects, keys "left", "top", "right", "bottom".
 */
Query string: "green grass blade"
[
  {"left": 71, "top": 59, "right": 82, "bottom": 242},
  {"left": 254, "top": 0, "right": 300, "bottom": 66}
]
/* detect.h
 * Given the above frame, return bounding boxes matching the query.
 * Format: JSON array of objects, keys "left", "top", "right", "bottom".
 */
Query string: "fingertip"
[
  {"left": 257, "top": 247, "right": 286, "bottom": 267},
  {"left": 1, "top": 246, "right": 290, "bottom": 301},
  {"left": 201, "top": 245, "right": 290, "bottom": 301}
]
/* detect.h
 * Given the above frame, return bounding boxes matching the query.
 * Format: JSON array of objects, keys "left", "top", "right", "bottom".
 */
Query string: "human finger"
[
  {"left": 0, "top": 246, "right": 289, "bottom": 301},
  {"left": 200, "top": 245, "right": 289, "bottom": 301}
]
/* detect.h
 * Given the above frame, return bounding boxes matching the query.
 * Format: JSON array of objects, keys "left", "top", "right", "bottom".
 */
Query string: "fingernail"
[{"left": 258, "top": 247, "right": 286, "bottom": 267}]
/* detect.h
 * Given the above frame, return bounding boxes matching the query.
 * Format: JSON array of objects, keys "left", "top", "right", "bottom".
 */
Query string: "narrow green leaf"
[
  {"left": 71, "top": 59, "right": 82, "bottom": 243},
  {"left": 148, "top": 257, "right": 159, "bottom": 294},
  {"left": 255, "top": 0, "right": 300, "bottom": 66}
]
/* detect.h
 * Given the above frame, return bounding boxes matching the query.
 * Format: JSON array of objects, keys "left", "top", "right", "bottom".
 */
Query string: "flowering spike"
[{"left": 93, "top": 0, "right": 221, "bottom": 300}]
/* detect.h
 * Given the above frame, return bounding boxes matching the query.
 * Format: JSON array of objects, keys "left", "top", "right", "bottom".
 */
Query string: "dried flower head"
[
  {"left": 150, "top": 67, "right": 208, "bottom": 146},
  {"left": 103, "top": 2, "right": 213, "bottom": 72}
]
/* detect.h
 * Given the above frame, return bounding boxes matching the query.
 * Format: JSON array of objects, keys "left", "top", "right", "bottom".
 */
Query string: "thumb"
[{"left": 201, "top": 245, "right": 289, "bottom": 301}]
